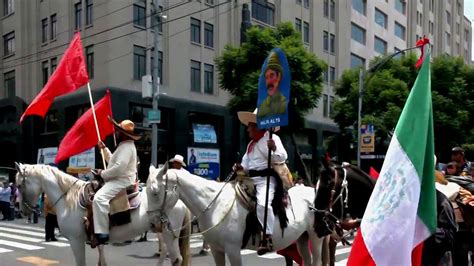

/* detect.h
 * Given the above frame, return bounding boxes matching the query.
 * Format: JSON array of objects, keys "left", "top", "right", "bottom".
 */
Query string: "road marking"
[
  {"left": 335, "top": 258, "right": 348, "bottom": 265},
  {"left": 17, "top": 256, "right": 59, "bottom": 265},
  {"left": 258, "top": 252, "right": 283, "bottom": 259},
  {"left": 0, "top": 247, "right": 13, "bottom": 253},
  {"left": 241, "top": 249, "right": 256, "bottom": 255},
  {"left": 190, "top": 242, "right": 203, "bottom": 249},
  {"left": 0, "top": 222, "right": 46, "bottom": 232},
  {"left": 0, "top": 239, "right": 43, "bottom": 250},
  {"left": 335, "top": 247, "right": 351, "bottom": 256},
  {"left": 0, "top": 233, "right": 69, "bottom": 247},
  {"left": 0, "top": 227, "right": 68, "bottom": 241}
]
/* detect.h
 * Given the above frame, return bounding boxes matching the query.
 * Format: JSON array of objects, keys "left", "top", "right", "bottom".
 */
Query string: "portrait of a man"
[{"left": 257, "top": 52, "right": 287, "bottom": 118}]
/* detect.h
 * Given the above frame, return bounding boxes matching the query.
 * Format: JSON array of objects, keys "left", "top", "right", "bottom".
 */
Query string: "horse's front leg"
[
  {"left": 226, "top": 247, "right": 242, "bottom": 266},
  {"left": 297, "top": 232, "right": 312, "bottom": 266},
  {"left": 157, "top": 233, "right": 166, "bottom": 266},
  {"left": 308, "top": 232, "right": 324, "bottom": 266},
  {"left": 210, "top": 245, "right": 226, "bottom": 266},
  {"left": 97, "top": 245, "right": 107, "bottom": 266},
  {"left": 162, "top": 231, "right": 182, "bottom": 266},
  {"left": 69, "top": 239, "right": 86, "bottom": 266}
]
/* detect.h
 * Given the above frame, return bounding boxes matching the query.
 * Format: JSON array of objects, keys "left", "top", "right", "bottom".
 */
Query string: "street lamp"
[{"left": 357, "top": 46, "right": 422, "bottom": 167}]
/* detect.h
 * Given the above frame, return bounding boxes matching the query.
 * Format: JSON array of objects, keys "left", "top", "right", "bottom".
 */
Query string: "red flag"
[
  {"left": 369, "top": 167, "right": 379, "bottom": 179},
  {"left": 415, "top": 36, "right": 430, "bottom": 69},
  {"left": 55, "top": 91, "right": 114, "bottom": 163},
  {"left": 20, "top": 33, "right": 89, "bottom": 123}
]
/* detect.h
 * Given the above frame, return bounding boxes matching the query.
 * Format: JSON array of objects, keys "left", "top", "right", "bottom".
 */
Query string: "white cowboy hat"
[
  {"left": 169, "top": 154, "right": 186, "bottom": 167},
  {"left": 237, "top": 108, "right": 280, "bottom": 131}
]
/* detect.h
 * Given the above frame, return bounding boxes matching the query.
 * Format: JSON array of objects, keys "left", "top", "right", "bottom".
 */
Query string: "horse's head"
[
  {"left": 146, "top": 163, "right": 180, "bottom": 223},
  {"left": 15, "top": 162, "right": 43, "bottom": 217}
]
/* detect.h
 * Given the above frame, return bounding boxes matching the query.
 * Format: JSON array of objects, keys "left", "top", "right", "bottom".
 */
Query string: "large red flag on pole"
[
  {"left": 20, "top": 33, "right": 89, "bottom": 123},
  {"left": 55, "top": 91, "right": 114, "bottom": 164}
]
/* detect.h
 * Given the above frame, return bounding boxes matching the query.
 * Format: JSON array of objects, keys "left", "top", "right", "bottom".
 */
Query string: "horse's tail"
[{"left": 179, "top": 208, "right": 192, "bottom": 266}]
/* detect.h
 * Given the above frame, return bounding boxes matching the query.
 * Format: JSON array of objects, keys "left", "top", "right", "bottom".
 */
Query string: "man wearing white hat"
[
  {"left": 93, "top": 118, "right": 141, "bottom": 246},
  {"left": 234, "top": 108, "right": 287, "bottom": 255},
  {"left": 169, "top": 155, "right": 186, "bottom": 169}
]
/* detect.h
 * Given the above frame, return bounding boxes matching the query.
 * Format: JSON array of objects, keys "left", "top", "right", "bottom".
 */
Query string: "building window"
[
  {"left": 150, "top": 49, "right": 163, "bottom": 83},
  {"left": 446, "top": 11, "right": 451, "bottom": 25},
  {"left": 303, "top": 0, "right": 309, "bottom": 8},
  {"left": 190, "top": 60, "right": 201, "bottom": 92},
  {"left": 74, "top": 2, "right": 82, "bottom": 30},
  {"left": 374, "top": 8, "right": 387, "bottom": 29},
  {"left": 374, "top": 36, "right": 387, "bottom": 54},
  {"left": 50, "top": 14, "right": 57, "bottom": 40},
  {"left": 323, "top": 0, "right": 328, "bottom": 17},
  {"left": 191, "top": 18, "right": 201, "bottom": 43},
  {"left": 295, "top": 18, "right": 302, "bottom": 33},
  {"left": 204, "top": 64, "right": 214, "bottom": 94},
  {"left": 86, "top": 45, "right": 94, "bottom": 79},
  {"left": 456, "top": 42, "right": 460, "bottom": 53},
  {"left": 329, "top": 67, "right": 335, "bottom": 84},
  {"left": 419, "top": 12, "right": 423, "bottom": 26},
  {"left": 351, "top": 23, "right": 366, "bottom": 45},
  {"left": 395, "top": 0, "right": 406, "bottom": 14},
  {"left": 296, "top": 0, "right": 301, "bottom": 5},
  {"left": 133, "top": 45, "right": 146, "bottom": 80},
  {"left": 3, "top": 0, "right": 13, "bottom": 16},
  {"left": 351, "top": 53, "right": 365, "bottom": 68},
  {"left": 323, "top": 94, "right": 328, "bottom": 117},
  {"left": 429, "top": 21, "right": 434, "bottom": 34},
  {"left": 323, "top": 69, "right": 328, "bottom": 83},
  {"left": 303, "top": 22, "right": 309, "bottom": 43},
  {"left": 329, "top": 0, "right": 335, "bottom": 21},
  {"left": 457, "top": 2, "right": 462, "bottom": 15},
  {"left": 330, "top": 34, "right": 335, "bottom": 53},
  {"left": 323, "top": 31, "right": 328, "bottom": 51},
  {"left": 445, "top": 32, "right": 451, "bottom": 46},
  {"left": 251, "top": 0, "right": 275, "bottom": 26},
  {"left": 41, "top": 18, "right": 48, "bottom": 43},
  {"left": 394, "top": 22, "right": 405, "bottom": 40},
  {"left": 429, "top": 0, "right": 433, "bottom": 11},
  {"left": 204, "top": 22, "right": 214, "bottom": 48},
  {"left": 352, "top": 0, "right": 366, "bottom": 15},
  {"left": 3, "top": 31, "right": 14, "bottom": 56},
  {"left": 86, "top": 0, "right": 93, "bottom": 25},
  {"left": 50, "top": 57, "right": 57, "bottom": 73},
  {"left": 456, "top": 23, "right": 460, "bottom": 34},
  {"left": 465, "top": 29, "right": 470, "bottom": 42},
  {"left": 133, "top": 4, "right": 146, "bottom": 27},
  {"left": 4, "top": 70, "right": 15, "bottom": 97},
  {"left": 42, "top": 61, "right": 49, "bottom": 86},
  {"left": 329, "top": 96, "right": 335, "bottom": 116}
]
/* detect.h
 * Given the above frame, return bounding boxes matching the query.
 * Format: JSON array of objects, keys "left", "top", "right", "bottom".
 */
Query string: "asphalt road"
[{"left": 0, "top": 218, "right": 351, "bottom": 265}]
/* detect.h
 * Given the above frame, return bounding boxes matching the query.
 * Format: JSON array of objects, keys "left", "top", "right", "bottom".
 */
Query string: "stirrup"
[{"left": 257, "top": 237, "right": 273, "bottom": 256}]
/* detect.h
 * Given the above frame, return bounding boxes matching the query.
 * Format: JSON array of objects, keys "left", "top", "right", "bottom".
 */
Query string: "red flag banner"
[
  {"left": 55, "top": 91, "right": 114, "bottom": 163},
  {"left": 369, "top": 167, "right": 379, "bottom": 180},
  {"left": 20, "top": 33, "right": 89, "bottom": 123}
]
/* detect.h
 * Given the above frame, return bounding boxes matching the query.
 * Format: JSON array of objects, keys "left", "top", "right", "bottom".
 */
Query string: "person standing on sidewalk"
[
  {"left": 0, "top": 182, "right": 12, "bottom": 220},
  {"left": 44, "top": 194, "right": 58, "bottom": 241}
]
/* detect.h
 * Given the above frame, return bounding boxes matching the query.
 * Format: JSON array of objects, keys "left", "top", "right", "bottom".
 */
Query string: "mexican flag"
[{"left": 347, "top": 53, "right": 437, "bottom": 265}]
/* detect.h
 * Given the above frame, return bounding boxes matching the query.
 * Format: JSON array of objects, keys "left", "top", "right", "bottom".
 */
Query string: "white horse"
[
  {"left": 14, "top": 163, "right": 190, "bottom": 266},
  {"left": 148, "top": 166, "right": 325, "bottom": 266},
  {"left": 146, "top": 164, "right": 191, "bottom": 266}
]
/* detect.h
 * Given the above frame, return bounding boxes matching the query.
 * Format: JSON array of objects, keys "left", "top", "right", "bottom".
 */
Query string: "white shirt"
[
  {"left": 0, "top": 187, "right": 11, "bottom": 202},
  {"left": 241, "top": 132, "right": 287, "bottom": 171},
  {"left": 101, "top": 140, "right": 138, "bottom": 183}
]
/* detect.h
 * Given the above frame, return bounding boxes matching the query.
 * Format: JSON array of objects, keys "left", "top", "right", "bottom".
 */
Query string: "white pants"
[
  {"left": 92, "top": 177, "right": 131, "bottom": 234},
  {"left": 252, "top": 176, "right": 276, "bottom": 235}
]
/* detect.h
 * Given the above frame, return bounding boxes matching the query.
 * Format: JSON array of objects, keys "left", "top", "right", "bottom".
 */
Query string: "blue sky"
[{"left": 465, "top": 0, "right": 473, "bottom": 60}]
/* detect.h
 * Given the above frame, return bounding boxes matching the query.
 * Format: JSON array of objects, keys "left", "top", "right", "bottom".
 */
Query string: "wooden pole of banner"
[
  {"left": 262, "top": 127, "right": 274, "bottom": 248},
  {"left": 86, "top": 83, "right": 107, "bottom": 169}
]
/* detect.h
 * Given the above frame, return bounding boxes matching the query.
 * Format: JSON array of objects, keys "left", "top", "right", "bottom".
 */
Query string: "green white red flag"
[{"left": 347, "top": 52, "right": 436, "bottom": 265}]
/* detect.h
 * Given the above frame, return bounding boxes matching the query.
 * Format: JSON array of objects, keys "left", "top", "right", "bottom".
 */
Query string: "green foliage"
[
  {"left": 215, "top": 22, "right": 326, "bottom": 130},
  {"left": 333, "top": 53, "right": 474, "bottom": 160}
]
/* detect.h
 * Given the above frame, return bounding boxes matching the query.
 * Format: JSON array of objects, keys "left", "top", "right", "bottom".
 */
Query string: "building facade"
[{"left": 0, "top": 0, "right": 472, "bottom": 178}]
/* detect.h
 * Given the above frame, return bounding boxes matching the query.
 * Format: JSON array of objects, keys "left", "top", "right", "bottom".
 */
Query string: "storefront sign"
[
  {"left": 192, "top": 124, "right": 217, "bottom": 144},
  {"left": 69, "top": 148, "right": 95, "bottom": 168},
  {"left": 187, "top": 147, "right": 220, "bottom": 180},
  {"left": 360, "top": 124, "right": 375, "bottom": 153},
  {"left": 37, "top": 147, "right": 58, "bottom": 165}
]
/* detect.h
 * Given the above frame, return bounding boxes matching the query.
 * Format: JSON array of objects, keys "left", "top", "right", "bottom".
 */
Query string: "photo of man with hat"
[
  {"left": 450, "top": 146, "right": 471, "bottom": 176},
  {"left": 257, "top": 51, "right": 288, "bottom": 118},
  {"left": 93, "top": 117, "right": 141, "bottom": 245}
]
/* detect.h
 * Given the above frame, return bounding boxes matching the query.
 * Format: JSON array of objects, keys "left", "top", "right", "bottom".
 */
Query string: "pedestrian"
[
  {"left": 450, "top": 147, "right": 471, "bottom": 176},
  {"left": 0, "top": 182, "right": 12, "bottom": 220},
  {"left": 43, "top": 194, "right": 58, "bottom": 241}
]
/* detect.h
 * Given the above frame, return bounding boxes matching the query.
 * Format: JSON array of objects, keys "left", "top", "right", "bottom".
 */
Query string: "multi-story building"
[{"left": 0, "top": 0, "right": 472, "bottom": 179}]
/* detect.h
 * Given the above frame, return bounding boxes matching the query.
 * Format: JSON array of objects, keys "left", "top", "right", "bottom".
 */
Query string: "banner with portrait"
[
  {"left": 256, "top": 48, "right": 291, "bottom": 129},
  {"left": 37, "top": 147, "right": 58, "bottom": 165},
  {"left": 187, "top": 147, "right": 220, "bottom": 180}
]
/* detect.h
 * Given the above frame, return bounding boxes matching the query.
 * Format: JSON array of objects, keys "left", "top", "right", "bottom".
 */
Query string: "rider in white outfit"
[
  {"left": 235, "top": 108, "right": 287, "bottom": 255},
  {"left": 93, "top": 119, "right": 141, "bottom": 245}
]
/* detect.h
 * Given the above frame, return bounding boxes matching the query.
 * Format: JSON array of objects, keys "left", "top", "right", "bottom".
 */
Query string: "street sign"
[{"left": 148, "top": 110, "right": 161, "bottom": 124}]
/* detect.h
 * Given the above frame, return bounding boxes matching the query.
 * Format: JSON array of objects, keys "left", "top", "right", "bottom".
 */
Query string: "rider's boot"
[{"left": 257, "top": 234, "right": 273, "bottom": 256}]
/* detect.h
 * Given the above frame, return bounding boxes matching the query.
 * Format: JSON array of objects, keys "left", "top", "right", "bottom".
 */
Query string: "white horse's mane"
[{"left": 24, "top": 164, "right": 86, "bottom": 210}]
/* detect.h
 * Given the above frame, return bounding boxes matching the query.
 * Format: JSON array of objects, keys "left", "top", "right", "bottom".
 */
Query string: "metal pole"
[
  {"left": 151, "top": 0, "right": 161, "bottom": 167},
  {"left": 262, "top": 129, "right": 273, "bottom": 246},
  {"left": 357, "top": 69, "right": 363, "bottom": 167}
]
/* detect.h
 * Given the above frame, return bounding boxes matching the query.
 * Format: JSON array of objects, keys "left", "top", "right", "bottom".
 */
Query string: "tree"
[
  {"left": 215, "top": 23, "right": 326, "bottom": 183},
  {"left": 333, "top": 53, "right": 474, "bottom": 162}
]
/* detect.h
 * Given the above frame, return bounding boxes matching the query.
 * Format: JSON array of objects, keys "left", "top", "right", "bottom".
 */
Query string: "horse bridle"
[{"left": 328, "top": 164, "right": 350, "bottom": 220}]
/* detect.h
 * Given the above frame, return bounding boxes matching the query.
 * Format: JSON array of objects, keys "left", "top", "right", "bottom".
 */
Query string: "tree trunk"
[{"left": 290, "top": 133, "right": 313, "bottom": 186}]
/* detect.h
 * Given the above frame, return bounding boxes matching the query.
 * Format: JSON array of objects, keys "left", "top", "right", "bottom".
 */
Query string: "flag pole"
[{"left": 87, "top": 83, "right": 107, "bottom": 169}]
